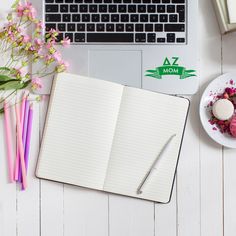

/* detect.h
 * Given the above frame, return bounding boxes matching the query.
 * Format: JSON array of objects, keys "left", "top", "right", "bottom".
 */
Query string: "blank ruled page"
[
  {"left": 36, "top": 73, "right": 123, "bottom": 190},
  {"left": 103, "top": 87, "right": 189, "bottom": 203}
]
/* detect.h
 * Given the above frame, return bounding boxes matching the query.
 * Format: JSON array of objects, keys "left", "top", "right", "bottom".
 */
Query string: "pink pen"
[
  {"left": 14, "top": 92, "right": 28, "bottom": 181},
  {"left": 4, "top": 101, "right": 14, "bottom": 182},
  {"left": 15, "top": 104, "right": 27, "bottom": 190}
]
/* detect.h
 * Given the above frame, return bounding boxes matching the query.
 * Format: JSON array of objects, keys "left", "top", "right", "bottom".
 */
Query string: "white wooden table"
[{"left": 1, "top": 0, "right": 236, "bottom": 235}]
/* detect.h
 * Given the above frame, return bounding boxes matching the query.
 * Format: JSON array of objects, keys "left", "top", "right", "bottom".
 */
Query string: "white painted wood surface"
[{"left": 1, "top": 0, "right": 236, "bottom": 235}]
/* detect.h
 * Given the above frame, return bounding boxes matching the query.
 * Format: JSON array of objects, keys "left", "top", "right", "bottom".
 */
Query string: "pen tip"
[
  {"left": 137, "top": 190, "right": 142, "bottom": 195},
  {"left": 23, "top": 91, "right": 29, "bottom": 97}
]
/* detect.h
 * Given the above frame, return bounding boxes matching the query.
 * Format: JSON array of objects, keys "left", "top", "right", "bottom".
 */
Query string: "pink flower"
[
  {"left": 61, "top": 37, "right": 71, "bottom": 47},
  {"left": 29, "top": 45, "right": 35, "bottom": 51},
  {"left": 16, "top": 1, "right": 37, "bottom": 20},
  {"left": 34, "top": 38, "right": 42, "bottom": 46},
  {"left": 25, "top": 2, "right": 37, "bottom": 20},
  {"left": 53, "top": 51, "right": 62, "bottom": 62},
  {"left": 56, "top": 61, "right": 69, "bottom": 72},
  {"left": 36, "top": 20, "right": 43, "bottom": 29},
  {"left": 45, "top": 42, "right": 52, "bottom": 49},
  {"left": 0, "top": 0, "right": 70, "bottom": 94},
  {"left": 12, "top": 67, "right": 26, "bottom": 79},
  {"left": 22, "top": 34, "right": 31, "bottom": 43},
  {"left": 17, "top": 27, "right": 22, "bottom": 33},
  {"left": 37, "top": 47, "right": 43, "bottom": 55},
  {"left": 49, "top": 29, "right": 58, "bottom": 37},
  {"left": 49, "top": 28, "right": 57, "bottom": 34},
  {"left": 46, "top": 28, "right": 59, "bottom": 41},
  {"left": 61, "top": 61, "right": 69, "bottom": 70},
  {"left": 16, "top": 3, "right": 24, "bottom": 17},
  {"left": 45, "top": 54, "right": 52, "bottom": 61},
  {"left": 61, "top": 61, "right": 70, "bottom": 70},
  {"left": 31, "top": 77, "right": 43, "bottom": 91},
  {"left": 7, "top": 30, "right": 14, "bottom": 40}
]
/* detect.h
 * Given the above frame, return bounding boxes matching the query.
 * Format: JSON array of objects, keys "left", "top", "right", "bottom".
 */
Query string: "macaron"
[
  {"left": 230, "top": 116, "right": 236, "bottom": 137},
  {"left": 212, "top": 99, "right": 234, "bottom": 121}
]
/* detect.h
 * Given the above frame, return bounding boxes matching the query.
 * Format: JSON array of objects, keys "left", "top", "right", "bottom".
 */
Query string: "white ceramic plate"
[{"left": 200, "top": 73, "right": 236, "bottom": 148}]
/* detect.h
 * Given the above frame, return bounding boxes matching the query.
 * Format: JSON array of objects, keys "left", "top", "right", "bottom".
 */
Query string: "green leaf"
[
  {"left": 11, "top": 0, "right": 20, "bottom": 9},
  {"left": 0, "top": 80, "right": 30, "bottom": 90},
  {"left": 0, "top": 80, "right": 15, "bottom": 85},
  {"left": 20, "top": 80, "right": 31, "bottom": 89},
  {"left": 0, "top": 74, "right": 16, "bottom": 82},
  {"left": 0, "top": 67, "right": 11, "bottom": 72},
  {"left": 0, "top": 107, "right": 4, "bottom": 114},
  {"left": 0, "top": 81, "right": 20, "bottom": 90}
]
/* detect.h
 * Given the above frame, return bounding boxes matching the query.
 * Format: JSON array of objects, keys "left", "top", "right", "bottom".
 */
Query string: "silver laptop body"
[{"left": 32, "top": 0, "right": 198, "bottom": 95}]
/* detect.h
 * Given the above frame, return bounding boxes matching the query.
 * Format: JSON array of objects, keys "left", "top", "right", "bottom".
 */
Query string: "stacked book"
[{"left": 213, "top": 0, "right": 236, "bottom": 34}]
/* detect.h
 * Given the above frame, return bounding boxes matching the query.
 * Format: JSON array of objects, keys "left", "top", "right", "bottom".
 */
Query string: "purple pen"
[{"left": 22, "top": 104, "right": 33, "bottom": 190}]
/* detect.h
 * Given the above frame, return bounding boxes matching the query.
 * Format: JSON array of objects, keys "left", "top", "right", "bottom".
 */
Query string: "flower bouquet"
[
  {"left": 0, "top": 0, "right": 70, "bottom": 189},
  {"left": 0, "top": 0, "right": 70, "bottom": 112}
]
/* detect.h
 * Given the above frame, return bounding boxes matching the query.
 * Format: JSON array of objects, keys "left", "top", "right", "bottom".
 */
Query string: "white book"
[
  {"left": 212, "top": 0, "right": 236, "bottom": 34},
  {"left": 227, "top": 0, "right": 236, "bottom": 23},
  {"left": 36, "top": 73, "right": 189, "bottom": 203}
]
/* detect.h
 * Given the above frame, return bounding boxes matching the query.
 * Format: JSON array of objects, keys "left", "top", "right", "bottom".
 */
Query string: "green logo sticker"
[{"left": 145, "top": 57, "right": 196, "bottom": 80}]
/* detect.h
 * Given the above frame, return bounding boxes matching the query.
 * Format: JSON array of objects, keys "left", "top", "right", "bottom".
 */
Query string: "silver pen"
[{"left": 137, "top": 134, "right": 176, "bottom": 195}]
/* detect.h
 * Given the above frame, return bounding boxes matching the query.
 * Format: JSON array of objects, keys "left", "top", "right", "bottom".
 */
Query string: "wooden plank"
[
  {"left": 176, "top": 93, "right": 201, "bottom": 236},
  {"left": 155, "top": 183, "right": 177, "bottom": 236},
  {"left": 199, "top": 131, "right": 223, "bottom": 236},
  {"left": 39, "top": 97, "right": 64, "bottom": 236},
  {"left": 0, "top": 0, "right": 14, "bottom": 25},
  {"left": 177, "top": 0, "right": 225, "bottom": 234},
  {"left": 222, "top": 31, "right": 236, "bottom": 235},
  {"left": 17, "top": 99, "right": 40, "bottom": 236},
  {"left": 199, "top": 0, "right": 224, "bottom": 235},
  {"left": 40, "top": 180, "right": 64, "bottom": 236},
  {"left": 107, "top": 51, "right": 154, "bottom": 236},
  {"left": 109, "top": 195, "right": 154, "bottom": 236},
  {"left": 223, "top": 148, "right": 236, "bottom": 235},
  {"left": 0, "top": 95, "right": 17, "bottom": 236},
  {"left": 64, "top": 186, "right": 109, "bottom": 236},
  {"left": 0, "top": 2, "right": 17, "bottom": 234}
]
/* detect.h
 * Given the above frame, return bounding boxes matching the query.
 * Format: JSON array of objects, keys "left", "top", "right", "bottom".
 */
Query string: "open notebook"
[{"left": 36, "top": 73, "right": 189, "bottom": 203}]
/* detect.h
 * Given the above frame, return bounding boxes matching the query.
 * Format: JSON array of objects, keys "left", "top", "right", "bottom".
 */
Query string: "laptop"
[{"left": 32, "top": 0, "right": 198, "bottom": 95}]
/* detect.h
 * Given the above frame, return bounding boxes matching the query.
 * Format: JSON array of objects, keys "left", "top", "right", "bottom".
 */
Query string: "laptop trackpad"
[{"left": 89, "top": 50, "right": 142, "bottom": 87}]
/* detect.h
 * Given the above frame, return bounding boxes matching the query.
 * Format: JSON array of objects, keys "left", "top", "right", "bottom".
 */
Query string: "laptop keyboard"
[{"left": 45, "top": 0, "right": 186, "bottom": 44}]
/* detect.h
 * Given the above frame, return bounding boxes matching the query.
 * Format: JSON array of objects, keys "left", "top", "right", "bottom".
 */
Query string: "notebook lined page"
[
  {"left": 36, "top": 73, "right": 124, "bottom": 190},
  {"left": 103, "top": 87, "right": 189, "bottom": 202}
]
